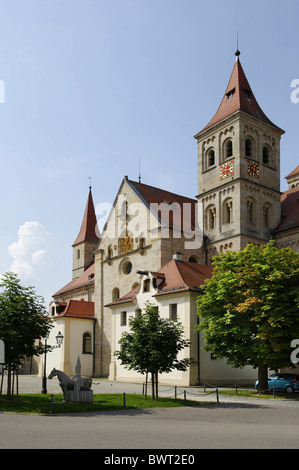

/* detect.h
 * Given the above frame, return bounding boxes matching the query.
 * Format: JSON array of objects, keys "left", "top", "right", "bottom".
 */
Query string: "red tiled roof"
[
  {"left": 127, "top": 179, "right": 198, "bottom": 233},
  {"left": 154, "top": 259, "right": 213, "bottom": 296},
  {"left": 106, "top": 260, "right": 213, "bottom": 307},
  {"left": 55, "top": 299, "right": 94, "bottom": 320},
  {"left": 275, "top": 187, "right": 299, "bottom": 233},
  {"left": 72, "top": 189, "right": 100, "bottom": 246},
  {"left": 286, "top": 165, "right": 299, "bottom": 179},
  {"left": 105, "top": 284, "right": 140, "bottom": 307},
  {"left": 53, "top": 263, "right": 95, "bottom": 297},
  {"left": 196, "top": 53, "right": 284, "bottom": 135}
]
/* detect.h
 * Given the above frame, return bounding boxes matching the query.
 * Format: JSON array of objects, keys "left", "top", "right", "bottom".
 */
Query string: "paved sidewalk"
[
  {"left": 0, "top": 373, "right": 224, "bottom": 404},
  {"left": 2, "top": 374, "right": 299, "bottom": 408},
  {"left": 1, "top": 374, "right": 207, "bottom": 398},
  {"left": 1, "top": 373, "right": 144, "bottom": 394}
]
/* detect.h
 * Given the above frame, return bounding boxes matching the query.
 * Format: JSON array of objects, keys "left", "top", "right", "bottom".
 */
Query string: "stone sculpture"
[{"left": 48, "top": 357, "right": 93, "bottom": 403}]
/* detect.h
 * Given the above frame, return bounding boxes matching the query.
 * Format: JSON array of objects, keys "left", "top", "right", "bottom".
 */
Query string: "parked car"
[{"left": 255, "top": 373, "right": 299, "bottom": 394}]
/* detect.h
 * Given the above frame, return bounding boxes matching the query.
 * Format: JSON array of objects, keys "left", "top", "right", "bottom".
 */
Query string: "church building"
[{"left": 43, "top": 51, "right": 299, "bottom": 386}]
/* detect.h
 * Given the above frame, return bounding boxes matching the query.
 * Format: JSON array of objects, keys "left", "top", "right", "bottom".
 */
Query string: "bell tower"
[
  {"left": 194, "top": 50, "right": 285, "bottom": 263},
  {"left": 72, "top": 187, "right": 99, "bottom": 279}
]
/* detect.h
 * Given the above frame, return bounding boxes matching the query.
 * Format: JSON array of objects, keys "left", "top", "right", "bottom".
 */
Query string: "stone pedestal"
[{"left": 65, "top": 385, "right": 93, "bottom": 403}]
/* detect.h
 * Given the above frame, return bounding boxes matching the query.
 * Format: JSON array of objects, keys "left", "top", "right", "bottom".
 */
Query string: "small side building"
[
  {"left": 40, "top": 299, "right": 95, "bottom": 377},
  {"left": 106, "top": 253, "right": 257, "bottom": 386}
]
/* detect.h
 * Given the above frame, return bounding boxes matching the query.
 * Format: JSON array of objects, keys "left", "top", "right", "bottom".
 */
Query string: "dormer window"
[
  {"left": 226, "top": 88, "right": 235, "bottom": 101},
  {"left": 244, "top": 89, "right": 252, "bottom": 100}
]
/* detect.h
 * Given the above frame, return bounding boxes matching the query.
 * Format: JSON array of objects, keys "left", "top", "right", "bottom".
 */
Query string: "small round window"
[{"left": 121, "top": 259, "right": 132, "bottom": 275}]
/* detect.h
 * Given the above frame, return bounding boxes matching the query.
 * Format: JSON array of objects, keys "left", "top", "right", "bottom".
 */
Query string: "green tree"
[
  {"left": 0, "top": 272, "right": 52, "bottom": 398},
  {"left": 114, "top": 303, "right": 191, "bottom": 399},
  {"left": 196, "top": 242, "right": 299, "bottom": 393}
]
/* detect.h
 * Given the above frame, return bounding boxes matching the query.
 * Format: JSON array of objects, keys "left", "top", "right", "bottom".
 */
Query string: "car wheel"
[{"left": 285, "top": 386, "right": 294, "bottom": 394}]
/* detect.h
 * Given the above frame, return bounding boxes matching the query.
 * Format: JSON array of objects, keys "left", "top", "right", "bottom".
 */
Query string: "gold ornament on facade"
[{"left": 120, "top": 233, "right": 134, "bottom": 254}]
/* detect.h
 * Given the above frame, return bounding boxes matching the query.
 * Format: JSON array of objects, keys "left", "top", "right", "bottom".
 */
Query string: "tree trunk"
[
  {"left": 16, "top": 370, "right": 19, "bottom": 401},
  {"left": 257, "top": 365, "right": 268, "bottom": 394},
  {"left": 151, "top": 372, "right": 155, "bottom": 400},
  {"left": 145, "top": 372, "right": 148, "bottom": 400},
  {"left": 0, "top": 369, "right": 4, "bottom": 398},
  {"left": 155, "top": 372, "right": 159, "bottom": 400},
  {"left": 6, "top": 367, "right": 12, "bottom": 400}
]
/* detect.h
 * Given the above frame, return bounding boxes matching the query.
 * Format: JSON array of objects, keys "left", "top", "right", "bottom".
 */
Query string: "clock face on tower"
[
  {"left": 219, "top": 160, "right": 234, "bottom": 180},
  {"left": 247, "top": 160, "right": 260, "bottom": 178}
]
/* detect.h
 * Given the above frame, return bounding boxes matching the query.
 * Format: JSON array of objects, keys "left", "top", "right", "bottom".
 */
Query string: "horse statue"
[
  {"left": 48, "top": 367, "right": 93, "bottom": 401},
  {"left": 48, "top": 368, "right": 75, "bottom": 398}
]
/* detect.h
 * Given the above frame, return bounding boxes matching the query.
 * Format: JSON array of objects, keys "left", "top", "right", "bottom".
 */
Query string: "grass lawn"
[{"left": 0, "top": 393, "right": 201, "bottom": 415}]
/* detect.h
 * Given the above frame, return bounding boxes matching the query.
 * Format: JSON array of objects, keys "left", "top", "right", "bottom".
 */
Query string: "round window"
[{"left": 121, "top": 259, "right": 132, "bottom": 275}]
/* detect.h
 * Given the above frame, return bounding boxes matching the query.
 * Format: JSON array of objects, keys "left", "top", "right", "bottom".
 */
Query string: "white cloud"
[{"left": 8, "top": 221, "right": 52, "bottom": 282}]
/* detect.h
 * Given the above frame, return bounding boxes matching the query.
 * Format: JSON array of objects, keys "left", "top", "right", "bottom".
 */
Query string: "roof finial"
[
  {"left": 88, "top": 176, "right": 92, "bottom": 190},
  {"left": 138, "top": 156, "right": 141, "bottom": 183},
  {"left": 235, "top": 32, "right": 240, "bottom": 61}
]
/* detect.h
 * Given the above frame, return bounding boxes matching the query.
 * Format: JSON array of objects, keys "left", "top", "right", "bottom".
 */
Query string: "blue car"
[{"left": 255, "top": 373, "right": 299, "bottom": 394}]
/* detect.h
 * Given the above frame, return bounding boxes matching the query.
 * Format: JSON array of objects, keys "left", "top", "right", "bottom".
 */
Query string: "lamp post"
[{"left": 41, "top": 331, "right": 64, "bottom": 394}]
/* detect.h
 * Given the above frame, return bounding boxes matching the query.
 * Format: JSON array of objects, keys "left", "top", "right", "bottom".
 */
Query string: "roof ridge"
[{"left": 127, "top": 178, "right": 197, "bottom": 202}]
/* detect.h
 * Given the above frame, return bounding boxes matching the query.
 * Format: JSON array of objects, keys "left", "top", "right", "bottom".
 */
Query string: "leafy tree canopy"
[
  {"left": 0, "top": 272, "right": 52, "bottom": 370},
  {"left": 196, "top": 242, "right": 299, "bottom": 391}
]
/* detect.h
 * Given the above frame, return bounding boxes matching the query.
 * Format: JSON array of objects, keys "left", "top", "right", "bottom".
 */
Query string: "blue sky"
[{"left": 0, "top": 0, "right": 298, "bottom": 305}]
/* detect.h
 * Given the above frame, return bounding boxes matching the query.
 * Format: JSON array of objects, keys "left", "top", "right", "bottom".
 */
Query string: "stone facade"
[
  {"left": 93, "top": 177, "right": 205, "bottom": 376},
  {"left": 195, "top": 110, "right": 284, "bottom": 264}
]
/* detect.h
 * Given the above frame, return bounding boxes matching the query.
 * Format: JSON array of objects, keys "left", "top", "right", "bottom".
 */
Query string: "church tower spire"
[
  {"left": 194, "top": 51, "right": 285, "bottom": 264},
  {"left": 198, "top": 49, "right": 283, "bottom": 135},
  {"left": 72, "top": 187, "right": 99, "bottom": 279}
]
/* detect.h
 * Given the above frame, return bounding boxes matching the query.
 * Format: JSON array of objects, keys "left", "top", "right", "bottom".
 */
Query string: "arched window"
[
  {"left": 263, "top": 145, "right": 271, "bottom": 165},
  {"left": 222, "top": 199, "right": 233, "bottom": 225},
  {"left": 188, "top": 255, "right": 200, "bottom": 264},
  {"left": 206, "top": 148, "right": 215, "bottom": 168},
  {"left": 112, "top": 287, "right": 120, "bottom": 301},
  {"left": 247, "top": 198, "right": 256, "bottom": 224},
  {"left": 83, "top": 332, "right": 92, "bottom": 354},
  {"left": 131, "top": 282, "right": 140, "bottom": 292},
  {"left": 245, "top": 138, "right": 253, "bottom": 157},
  {"left": 263, "top": 203, "right": 272, "bottom": 228},
  {"left": 107, "top": 245, "right": 113, "bottom": 258},
  {"left": 224, "top": 139, "right": 233, "bottom": 159},
  {"left": 206, "top": 206, "right": 216, "bottom": 230}
]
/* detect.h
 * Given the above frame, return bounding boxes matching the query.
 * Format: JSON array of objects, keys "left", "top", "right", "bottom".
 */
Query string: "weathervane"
[
  {"left": 139, "top": 156, "right": 141, "bottom": 183},
  {"left": 235, "top": 32, "right": 240, "bottom": 59}
]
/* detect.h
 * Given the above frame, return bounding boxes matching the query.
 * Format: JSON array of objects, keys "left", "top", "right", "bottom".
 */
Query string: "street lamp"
[
  {"left": 41, "top": 331, "right": 64, "bottom": 394},
  {"left": 55, "top": 331, "right": 64, "bottom": 347}
]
